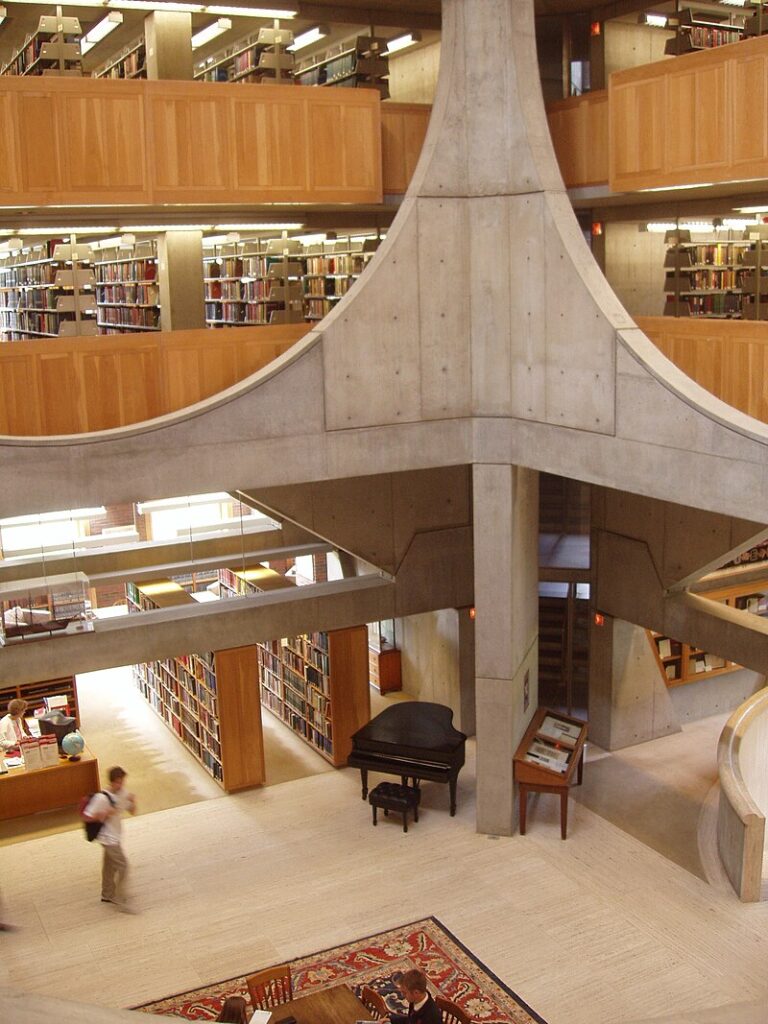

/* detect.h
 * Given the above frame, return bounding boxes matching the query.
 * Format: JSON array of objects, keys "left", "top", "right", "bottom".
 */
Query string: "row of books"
[
  {"left": 305, "top": 277, "right": 354, "bottom": 297},
  {"left": 205, "top": 301, "right": 281, "bottom": 324},
  {"left": 305, "top": 255, "right": 366, "bottom": 276},
  {"left": 205, "top": 280, "right": 279, "bottom": 301},
  {"left": 98, "top": 306, "right": 160, "bottom": 328},
  {"left": 0, "top": 265, "right": 58, "bottom": 287},
  {"left": 97, "top": 284, "right": 160, "bottom": 305},
  {"left": 96, "top": 260, "right": 158, "bottom": 284},
  {"left": 99, "top": 46, "right": 145, "bottom": 80}
]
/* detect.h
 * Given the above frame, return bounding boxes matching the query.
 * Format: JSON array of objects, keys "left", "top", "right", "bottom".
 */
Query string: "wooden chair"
[
  {"left": 436, "top": 996, "right": 472, "bottom": 1024},
  {"left": 361, "top": 985, "right": 389, "bottom": 1019},
  {"left": 246, "top": 964, "right": 293, "bottom": 1011}
]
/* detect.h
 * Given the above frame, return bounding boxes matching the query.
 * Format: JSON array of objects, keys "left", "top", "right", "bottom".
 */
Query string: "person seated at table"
[
  {"left": 389, "top": 969, "right": 441, "bottom": 1024},
  {"left": 216, "top": 995, "right": 249, "bottom": 1023},
  {"left": 0, "top": 699, "right": 32, "bottom": 752}
]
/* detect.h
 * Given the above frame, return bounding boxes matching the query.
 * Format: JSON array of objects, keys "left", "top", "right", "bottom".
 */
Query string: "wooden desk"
[
  {"left": 267, "top": 985, "right": 368, "bottom": 1024},
  {"left": 0, "top": 748, "right": 99, "bottom": 820}
]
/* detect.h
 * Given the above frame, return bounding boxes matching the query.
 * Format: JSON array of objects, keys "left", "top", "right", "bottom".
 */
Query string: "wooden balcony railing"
[
  {"left": 0, "top": 324, "right": 306, "bottom": 435},
  {"left": 0, "top": 80, "right": 432, "bottom": 207},
  {"left": 638, "top": 316, "right": 768, "bottom": 424}
]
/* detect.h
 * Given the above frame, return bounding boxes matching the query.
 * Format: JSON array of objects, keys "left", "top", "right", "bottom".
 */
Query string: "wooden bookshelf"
[
  {"left": 258, "top": 627, "right": 370, "bottom": 765},
  {"left": 662, "top": 232, "right": 748, "bottom": 319},
  {"left": 0, "top": 676, "right": 79, "bottom": 726},
  {"left": 94, "top": 36, "right": 147, "bottom": 80},
  {"left": 647, "top": 576, "right": 768, "bottom": 687},
  {"left": 204, "top": 236, "right": 376, "bottom": 328},
  {"left": 367, "top": 621, "right": 402, "bottom": 695},
  {"left": 218, "top": 566, "right": 370, "bottom": 765},
  {"left": 127, "top": 578, "right": 265, "bottom": 791},
  {"left": 1, "top": 15, "right": 83, "bottom": 77},
  {"left": 194, "top": 24, "right": 294, "bottom": 83},
  {"left": 665, "top": 9, "right": 745, "bottom": 56},
  {"left": 0, "top": 241, "right": 98, "bottom": 341},
  {"left": 293, "top": 35, "right": 389, "bottom": 96},
  {"left": 94, "top": 240, "right": 161, "bottom": 334}
]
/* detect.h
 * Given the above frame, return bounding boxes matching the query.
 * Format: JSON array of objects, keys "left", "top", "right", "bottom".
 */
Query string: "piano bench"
[{"left": 369, "top": 782, "right": 420, "bottom": 833}]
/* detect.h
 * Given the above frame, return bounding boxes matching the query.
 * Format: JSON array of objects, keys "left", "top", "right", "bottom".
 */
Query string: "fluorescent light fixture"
[
  {"left": 680, "top": 221, "right": 715, "bottom": 233},
  {"left": 107, "top": 1, "right": 204, "bottom": 10},
  {"left": 202, "top": 233, "right": 241, "bottom": 247},
  {"left": 213, "top": 222, "right": 304, "bottom": 230},
  {"left": 292, "top": 233, "right": 327, "bottom": 245},
  {"left": 288, "top": 25, "right": 329, "bottom": 51},
  {"left": 205, "top": 5, "right": 298, "bottom": 15},
  {"left": 0, "top": 6, "right": 6, "bottom": 27},
  {"left": 735, "top": 205, "right": 768, "bottom": 213},
  {"left": 645, "top": 222, "right": 678, "bottom": 233},
  {"left": 720, "top": 0, "right": 747, "bottom": 6},
  {"left": 192, "top": 17, "right": 231, "bottom": 49},
  {"left": 385, "top": 31, "right": 422, "bottom": 54},
  {"left": 640, "top": 12, "right": 669, "bottom": 27},
  {"left": 721, "top": 218, "right": 758, "bottom": 230},
  {"left": 15, "top": 226, "right": 118, "bottom": 235},
  {"left": 81, "top": 11, "right": 123, "bottom": 54},
  {"left": 0, "top": 507, "right": 106, "bottom": 527},
  {"left": 639, "top": 182, "right": 714, "bottom": 192},
  {"left": 119, "top": 224, "right": 213, "bottom": 231}
]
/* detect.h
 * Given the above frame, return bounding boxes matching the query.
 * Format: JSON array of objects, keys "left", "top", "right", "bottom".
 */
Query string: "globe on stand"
[{"left": 61, "top": 731, "right": 85, "bottom": 761}]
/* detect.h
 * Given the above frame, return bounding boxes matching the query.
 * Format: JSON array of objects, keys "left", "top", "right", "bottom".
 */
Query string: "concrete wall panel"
[
  {"left": 469, "top": 197, "right": 513, "bottom": 415},
  {"left": 322, "top": 208, "right": 422, "bottom": 430},
  {"left": 416, "top": 198, "right": 472, "bottom": 419},
  {"left": 508, "top": 194, "right": 548, "bottom": 422}
]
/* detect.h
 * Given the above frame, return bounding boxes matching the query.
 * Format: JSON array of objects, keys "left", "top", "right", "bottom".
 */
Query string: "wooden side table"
[{"left": 513, "top": 707, "right": 588, "bottom": 840}]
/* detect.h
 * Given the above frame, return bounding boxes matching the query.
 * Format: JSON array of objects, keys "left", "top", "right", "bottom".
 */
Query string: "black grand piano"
[{"left": 347, "top": 701, "right": 467, "bottom": 816}]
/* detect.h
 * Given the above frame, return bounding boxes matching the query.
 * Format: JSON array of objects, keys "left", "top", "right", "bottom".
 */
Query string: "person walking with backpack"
[{"left": 84, "top": 765, "right": 137, "bottom": 913}]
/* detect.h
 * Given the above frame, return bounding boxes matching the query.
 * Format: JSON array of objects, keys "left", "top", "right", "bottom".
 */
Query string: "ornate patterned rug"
[{"left": 136, "top": 917, "right": 546, "bottom": 1024}]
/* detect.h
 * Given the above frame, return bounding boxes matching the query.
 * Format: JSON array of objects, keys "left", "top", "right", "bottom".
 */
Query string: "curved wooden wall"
[{"left": 0, "top": 324, "right": 305, "bottom": 435}]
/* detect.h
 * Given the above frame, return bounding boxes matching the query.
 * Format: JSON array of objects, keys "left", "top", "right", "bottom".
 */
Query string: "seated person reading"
[
  {"left": 390, "top": 969, "right": 441, "bottom": 1024},
  {"left": 0, "top": 699, "right": 32, "bottom": 752}
]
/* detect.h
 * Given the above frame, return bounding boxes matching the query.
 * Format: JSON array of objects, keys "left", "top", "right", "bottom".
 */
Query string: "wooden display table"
[
  {"left": 0, "top": 748, "right": 99, "bottom": 821},
  {"left": 267, "top": 985, "right": 368, "bottom": 1024},
  {"left": 513, "top": 708, "right": 587, "bottom": 840}
]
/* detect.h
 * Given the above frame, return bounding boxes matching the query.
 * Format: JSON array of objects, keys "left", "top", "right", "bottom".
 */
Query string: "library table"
[
  {"left": 266, "top": 985, "right": 369, "bottom": 1024},
  {"left": 0, "top": 748, "right": 99, "bottom": 821}
]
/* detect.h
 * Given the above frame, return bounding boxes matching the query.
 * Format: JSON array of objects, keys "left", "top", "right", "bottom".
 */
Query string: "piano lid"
[{"left": 351, "top": 701, "right": 466, "bottom": 754}]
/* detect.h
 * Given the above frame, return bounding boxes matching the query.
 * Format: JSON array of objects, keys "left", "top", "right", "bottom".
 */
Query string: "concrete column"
[
  {"left": 158, "top": 231, "right": 205, "bottom": 331},
  {"left": 144, "top": 11, "right": 193, "bottom": 81},
  {"left": 474, "top": 464, "right": 539, "bottom": 835}
]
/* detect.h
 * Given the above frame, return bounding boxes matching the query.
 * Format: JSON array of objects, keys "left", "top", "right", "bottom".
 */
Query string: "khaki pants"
[{"left": 101, "top": 843, "right": 128, "bottom": 903}]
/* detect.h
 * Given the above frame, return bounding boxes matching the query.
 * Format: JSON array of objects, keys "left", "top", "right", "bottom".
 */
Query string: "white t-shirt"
[{"left": 85, "top": 789, "right": 130, "bottom": 846}]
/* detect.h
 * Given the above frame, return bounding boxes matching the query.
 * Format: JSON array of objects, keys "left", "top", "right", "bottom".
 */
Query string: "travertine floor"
[{"left": 2, "top": 731, "right": 768, "bottom": 1024}]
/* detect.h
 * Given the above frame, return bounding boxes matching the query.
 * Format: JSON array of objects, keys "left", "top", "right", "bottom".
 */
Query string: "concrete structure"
[{"left": 1, "top": 0, "right": 767, "bottom": 840}]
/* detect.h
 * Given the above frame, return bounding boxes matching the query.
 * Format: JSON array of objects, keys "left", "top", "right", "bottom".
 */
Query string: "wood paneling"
[
  {"left": 0, "top": 323, "right": 306, "bottom": 436},
  {"left": 381, "top": 102, "right": 431, "bottom": 193},
  {"left": 638, "top": 315, "right": 768, "bottom": 423},
  {"left": 546, "top": 90, "right": 608, "bottom": 188},
  {"left": 215, "top": 645, "right": 265, "bottom": 793},
  {"left": 610, "top": 34, "right": 768, "bottom": 191},
  {"left": 0, "top": 77, "right": 382, "bottom": 206}
]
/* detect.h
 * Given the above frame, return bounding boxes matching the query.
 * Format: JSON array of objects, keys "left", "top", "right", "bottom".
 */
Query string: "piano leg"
[
  {"left": 449, "top": 774, "right": 458, "bottom": 816},
  {"left": 360, "top": 769, "right": 369, "bottom": 800}
]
